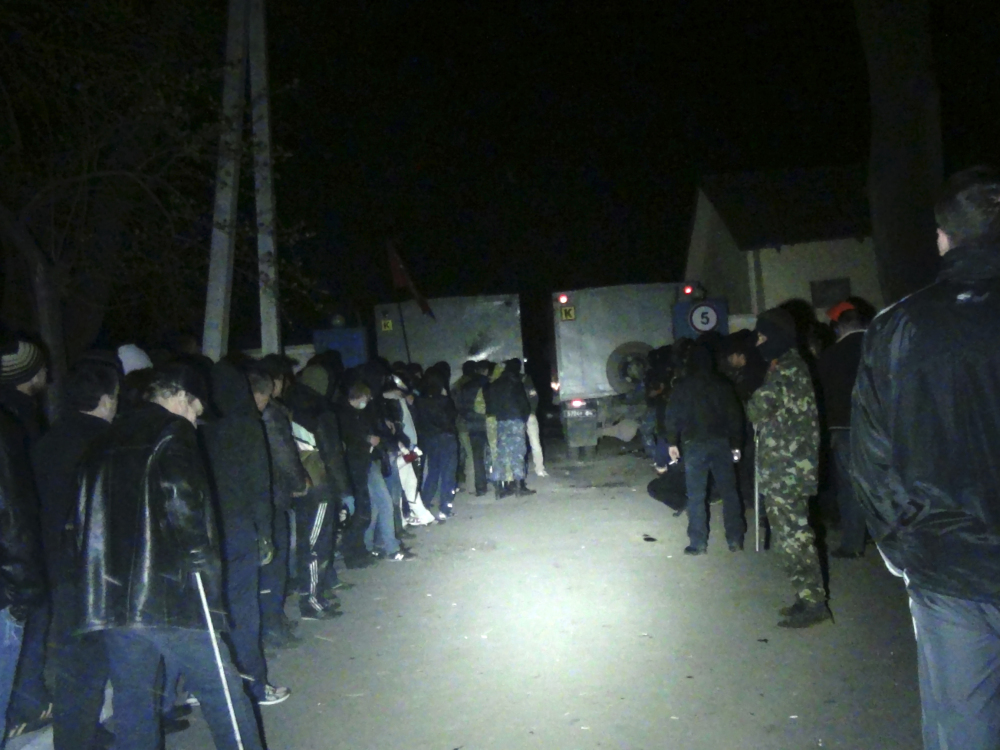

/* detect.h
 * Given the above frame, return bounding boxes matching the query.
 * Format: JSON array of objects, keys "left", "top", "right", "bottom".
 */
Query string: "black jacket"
[
  {"left": 484, "top": 365, "right": 531, "bottom": 422},
  {"left": 202, "top": 362, "right": 272, "bottom": 554},
  {"left": 75, "top": 403, "right": 223, "bottom": 631},
  {"left": 414, "top": 393, "right": 457, "bottom": 438},
  {"left": 455, "top": 374, "right": 488, "bottom": 432},
  {"left": 261, "top": 401, "right": 309, "bottom": 512},
  {"left": 660, "top": 366, "right": 743, "bottom": 450},
  {"left": 852, "top": 242, "right": 1000, "bottom": 601},
  {"left": 0, "top": 407, "right": 45, "bottom": 615},
  {"left": 282, "top": 382, "right": 352, "bottom": 500},
  {"left": 30, "top": 411, "right": 108, "bottom": 588},
  {"left": 817, "top": 330, "right": 865, "bottom": 430}
]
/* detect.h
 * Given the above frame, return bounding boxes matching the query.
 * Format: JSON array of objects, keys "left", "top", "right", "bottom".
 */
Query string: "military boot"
[{"left": 778, "top": 601, "right": 832, "bottom": 629}]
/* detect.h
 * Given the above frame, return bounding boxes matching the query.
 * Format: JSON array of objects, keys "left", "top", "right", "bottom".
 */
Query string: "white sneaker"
[
  {"left": 535, "top": 469, "right": 548, "bottom": 477},
  {"left": 260, "top": 684, "right": 291, "bottom": 706}
]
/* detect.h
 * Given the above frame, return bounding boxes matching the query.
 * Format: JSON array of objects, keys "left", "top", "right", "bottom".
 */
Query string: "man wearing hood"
[
  {"left": 455, "top": 361, "right": 491, "bottom": 496},
  {"left": 747, "top": 308, "right": 829, "bottom": 628},
  {"left": 852, "top": 167, "right": 1000, "bottom": 749},
  {"left": 660, "top": 343, "right": 745, "bottom": 555},
  {"left": 202, "top": 360, "right": 288, "bottom": 706},
  {"left": 484, "top": 359, "right": 534, "bottom": 498}
]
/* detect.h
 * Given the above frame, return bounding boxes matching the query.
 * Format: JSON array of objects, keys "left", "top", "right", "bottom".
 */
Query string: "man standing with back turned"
[{"left": 852, "top": 166, "right": 1000, "bottom": 750}]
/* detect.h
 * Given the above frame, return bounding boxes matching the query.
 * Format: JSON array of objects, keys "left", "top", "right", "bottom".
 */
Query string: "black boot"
[{"left": 517, "top": 479, "right": 536, "bottom": 496}]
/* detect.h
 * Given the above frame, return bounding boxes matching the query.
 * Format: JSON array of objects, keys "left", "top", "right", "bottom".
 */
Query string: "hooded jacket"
[
  {"left": 74, "top": 403, "right": 223, "bottom": 631},
  {"left": 852, "top": 242, "right": 1000, "bottom": 601},
  {"left": 201, "top": 362, "right": 272, "bottom": 553},
  {"left": 0, "top": 407, "right": 45, "bottom": 615},
  {"left": 282, "top": 379, "right": 352, "bottom": 500},
  {"left": 660, "top": 346, "right": 744, "bottom": 450},
  {"left": 455, "top": 373, "right": 489, "bottom": 432},
  {"left": 484, "top": 361, "right": 531, "bottom": 422}
]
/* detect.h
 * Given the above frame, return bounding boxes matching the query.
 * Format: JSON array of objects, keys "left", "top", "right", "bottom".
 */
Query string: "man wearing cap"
[
  {"left": 747, "top": 308, "right": 830, "bottom": 628},
  {"left": 74, "top": 363, "right": 264, "bottom": 749},
  {"left": 0, "top": 339, "right": 53, "bottom": 738},
  {"left": 817, "top": 302, "right": 869, "bottom": 558}
]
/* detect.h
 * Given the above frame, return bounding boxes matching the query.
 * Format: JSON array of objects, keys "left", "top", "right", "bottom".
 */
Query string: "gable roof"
[{"left": 699, "top": 165, "right": 870, "bottom": 251}]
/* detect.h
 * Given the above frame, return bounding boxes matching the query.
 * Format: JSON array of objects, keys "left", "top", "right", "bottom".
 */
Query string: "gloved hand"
[{"left": 259, "top": 536, "right": 275, "bottom": 565}]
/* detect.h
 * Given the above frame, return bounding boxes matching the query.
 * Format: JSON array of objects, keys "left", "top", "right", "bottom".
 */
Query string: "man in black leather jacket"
[
  {"left": 0, "top": 353, "right": 46, "bottom": 743},
  {"left": 74, "top": 363, "right": 263, "bottom": 750},
  {"left": 852, "top": 167, "right": 1000, "bottom": 750}
]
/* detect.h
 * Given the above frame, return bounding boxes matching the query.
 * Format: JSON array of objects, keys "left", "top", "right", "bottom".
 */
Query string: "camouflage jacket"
[{"left": 746, "top": 348, "right": 820, "bottom": 494}]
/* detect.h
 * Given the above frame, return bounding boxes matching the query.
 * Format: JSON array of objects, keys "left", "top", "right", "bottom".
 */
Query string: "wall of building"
[
  {"left": 684, "top": 190, "right": 752, "bottom": 314},
  {"left": 757, "top": 237, "right": 884, "bottom": 314}
]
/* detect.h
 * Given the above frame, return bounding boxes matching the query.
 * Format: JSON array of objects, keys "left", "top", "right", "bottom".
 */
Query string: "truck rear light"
[
  {"left": 558, "top": 294, "right": 569, "bottom": 304},
  {"left": 570, "top": 399, "right": 586, "bottom": 408},
  {"left": 683, "top": 285, "right": 694, "bottom": 295}
]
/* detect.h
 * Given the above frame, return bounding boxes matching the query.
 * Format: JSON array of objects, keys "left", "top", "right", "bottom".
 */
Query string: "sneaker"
[
  {"left": 263, "top": 628, "right": 301, "bottom": 650},
  {"left": 344, "top": 554, "right": 377, "bottom": 569},
  {"left": 181, "top": 694, "right": 200, "bottom": 707},
  {"left": 259, "top": 684, "right": 291, "bottom": 707},
  {"left": 436, "top": 512, "right": 448, "bottom": 522},
  {"left": 385, "top": 549, "right": 416, "bottom": 561},
  {"left": 299, "top": 599, "right": 341, "bottom": 620},
  {"left": 778, "top": 601, "right": 833, "bottom": 629},
  {"left": 683, "top": 545, "right": 706, "bottom": 556},
  {"left": 535, "top": 469, "right": 549, "bottom": 477}
]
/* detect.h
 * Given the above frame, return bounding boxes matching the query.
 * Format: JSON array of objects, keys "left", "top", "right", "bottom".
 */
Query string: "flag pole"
[{"left": 397, "top": 299, "right": 412, "bottom": 364}]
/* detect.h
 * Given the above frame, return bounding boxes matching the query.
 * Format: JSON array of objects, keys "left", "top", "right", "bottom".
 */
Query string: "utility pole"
[{"left": 203, "top": 0, "right": 281, "bottom": 360}]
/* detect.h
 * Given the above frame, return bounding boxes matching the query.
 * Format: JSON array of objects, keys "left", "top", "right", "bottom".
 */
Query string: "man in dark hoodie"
[
  {"left": 415, "top": 368, "right": 459, "bottom": 519},
  {"left": 485, "top": 359, "right": 534, "bottom": 498},
  {"left": 747, "top": 308, "right": 829, "bottom": 628},
  {"left": 202, "top": 360, "right": 288, "bottom": 706},
  {"left": 661, "top": 343, "right": 745, "bottom": 555},
  {"left": 852, "top": 167, "right": 1000, "bottom": 749},
  {"left": 30, "top": 358, "right": 119, "bottom": 750}
]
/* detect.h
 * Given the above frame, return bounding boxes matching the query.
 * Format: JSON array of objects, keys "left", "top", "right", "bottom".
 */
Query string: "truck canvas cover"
[{"left": 375, "top": 294, "right": 524, "bottom": 380}]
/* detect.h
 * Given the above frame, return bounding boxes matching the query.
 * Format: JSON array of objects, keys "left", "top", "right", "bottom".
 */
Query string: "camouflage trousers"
[
  {"left": 761, "top": 473, "right": 825, "bottom": 604},
  {"left": 490, "top": 419, "right": 527, "bottom": 483}
]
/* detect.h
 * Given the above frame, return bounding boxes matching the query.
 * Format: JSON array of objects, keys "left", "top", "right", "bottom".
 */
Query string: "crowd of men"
[
  {"left": 0, "top": 339, "right": 544, "bottom": 749},
  {"left": 0, "top": 166, "right": 996, "bottom": 750}
]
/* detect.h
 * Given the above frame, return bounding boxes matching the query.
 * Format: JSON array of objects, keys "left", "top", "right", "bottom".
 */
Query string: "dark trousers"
[
  {"left": 342, "top": 456, "right": 373, "bottom": 564},
  {"left": 684, "top": 438, "right": 744, "bottom": 549},
  {"left": 831, "top": 430, "right": 866, "bottom": 553},
  {"left": 8, "top": 599, "right": 51, "bottom": 725},
  {"left": 422, "top": 433, "right": 459, "bottom": 515},
  {"left": 50, "top": 583, "right": 107, "bottom": 750},
  {"left": 105, "top": 627, "right": 263, "bottom": 750},
  {"left": 469, "top": 430, "right": 488, "bottom": 494},
  {"left": 259, "top": 507, "right": 290, "bottom": 634},
  {"left": 909, "top": 586, "right": 1000, "bottom": 750},
  {"left": 295, "top": 484, "right": 336, "bottom": 606},
  {"left": 223, "top": 531, "right": 267, "bottom": 701}
]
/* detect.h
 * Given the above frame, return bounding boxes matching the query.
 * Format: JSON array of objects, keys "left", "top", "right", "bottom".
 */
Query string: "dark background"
[{"left": 231, "top": 0, "right": 999, "bottom": 369}]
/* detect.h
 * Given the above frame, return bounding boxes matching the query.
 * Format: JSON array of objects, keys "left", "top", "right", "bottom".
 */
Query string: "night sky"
[{"left": 251, "top": 0, "right": 999, "bottom": 354}]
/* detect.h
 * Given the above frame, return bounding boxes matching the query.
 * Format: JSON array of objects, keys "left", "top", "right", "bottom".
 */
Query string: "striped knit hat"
[{"left": 0, "top": 341, "right": 46, "bottom": 386}]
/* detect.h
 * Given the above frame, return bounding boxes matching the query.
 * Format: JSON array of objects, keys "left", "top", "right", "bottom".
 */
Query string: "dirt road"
[{"left": 168, "top": 446, "right": 921, "bottom": 750}]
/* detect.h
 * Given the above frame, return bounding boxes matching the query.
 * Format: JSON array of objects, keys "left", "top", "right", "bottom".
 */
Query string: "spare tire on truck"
[{"left": 606, "top": 341, "right": 653, "bottom": 395}]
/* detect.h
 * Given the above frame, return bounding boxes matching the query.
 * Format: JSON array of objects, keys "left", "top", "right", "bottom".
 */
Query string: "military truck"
[{"left": 551, "top": 283, "right": 729, "bottom": 459}]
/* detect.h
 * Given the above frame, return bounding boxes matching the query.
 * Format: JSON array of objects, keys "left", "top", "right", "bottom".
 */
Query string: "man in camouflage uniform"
[{"left": 747, "top": 307, "right": 831, "bottom": 628}]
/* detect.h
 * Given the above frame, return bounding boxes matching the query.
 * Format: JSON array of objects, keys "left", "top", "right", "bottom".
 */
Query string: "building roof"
[{"left": 699, "top": 165, "right": 870, "bottom": 251}]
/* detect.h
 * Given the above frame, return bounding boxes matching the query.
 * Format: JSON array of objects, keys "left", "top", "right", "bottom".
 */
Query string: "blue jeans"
[
  {"left": 0, "top": 608, "right": 24, "bottom": 743},
  {"left": 909, "top": 586, "right": 1000, "bottom": 750},
  {"left": 366, "top": 463, "right": 400, "bottom": 556},
  {"left": 105, "top": 627, "right": 263, "bottom": 750},
  {"left": 684, "top": 438, "right": 744, "bottom": 549},
  {"left": 422, "top": 434, "right": 458, "bottom": 515}
]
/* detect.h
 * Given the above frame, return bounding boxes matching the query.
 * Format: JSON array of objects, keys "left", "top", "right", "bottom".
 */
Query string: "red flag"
[{"left": 387, "top": 243, "right": 434, "bottom": 317}]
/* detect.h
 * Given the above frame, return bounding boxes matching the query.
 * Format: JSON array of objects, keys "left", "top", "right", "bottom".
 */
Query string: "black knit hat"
[{"left": 0, "top": 341, "right": 46, "bottom": 386}]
